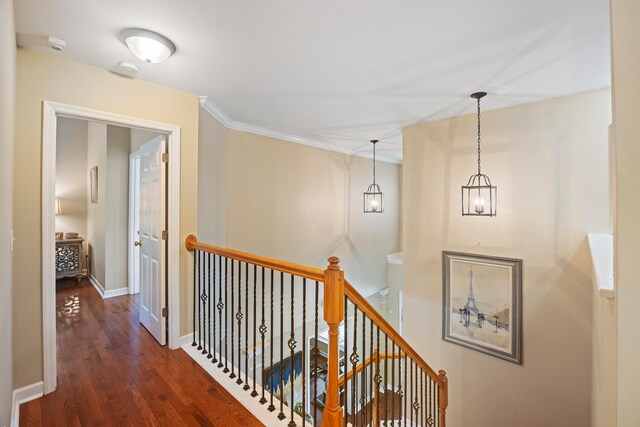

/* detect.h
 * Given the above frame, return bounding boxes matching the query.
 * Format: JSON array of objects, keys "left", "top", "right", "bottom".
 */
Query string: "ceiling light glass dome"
[{"left": 119, "top": 28, "right": 176, "bottom": 64}]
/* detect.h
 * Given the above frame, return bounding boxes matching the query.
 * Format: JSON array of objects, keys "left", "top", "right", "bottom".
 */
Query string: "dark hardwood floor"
[{"left": 20, "top": 279, "right": 264, "bottom": 426}]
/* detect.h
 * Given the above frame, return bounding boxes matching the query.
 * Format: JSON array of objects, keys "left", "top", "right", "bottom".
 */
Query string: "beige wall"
[
  {"left": 197, "top": 114, "right": 402, "bottom": 294},
  {"left": 611, "top": 0, "right": 640, "bottom": 424},
  {"left": 224, "top": 129, "right": 402, "bottom": 296},
  {"left": 56, "top": 120, "right": 130, "bottom": 288},
  {"left": 105, "top": 125, "right": 131, "bottom": 291},
  {"left": 86, "top": 122, "right": 107, "bottom": 286},
  {"left": 402, "top": 89, "right": 611, "bottom": 426},
  {"left": 130, "top": 128, "right": 160, "bottom": 154},
  {"left": 13, "top": 49, "right": 199, "bottom": 388},
  {"left": 56, "top": 118, "right": 88, "bottom": 268},
  {"left": 197, "top": 109, "right": 228, "bottom": 246},
  {"left": 0, "top": 0, "right": 15, "bottom": 423},
  {"left": 592, "top": 288, "right": 617, "bottom": 427}
]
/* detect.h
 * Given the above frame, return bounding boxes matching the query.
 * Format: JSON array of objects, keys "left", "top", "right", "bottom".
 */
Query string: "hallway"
[{"left": 19, "top": 279, "right": 263, "bottom": 426}]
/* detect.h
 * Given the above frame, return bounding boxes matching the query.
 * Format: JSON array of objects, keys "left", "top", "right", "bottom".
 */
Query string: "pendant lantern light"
[
  {"left": 363, "top": 139, "right": 384, "bottom": 213},
  {"left": 462, "top": 92, "right": 497, "bottom": 216}
]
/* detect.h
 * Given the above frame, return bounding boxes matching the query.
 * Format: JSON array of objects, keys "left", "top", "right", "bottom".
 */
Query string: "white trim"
[
  {"left": 88, "top": 275, "right": 129, "bottom": 299},
  {"left": 128, "top": 151, "right": 141, "bottom": 295},
  {"left": 41, "top": 101, "right": 57, "bottom": 396},
  {"left": 105, "top": 287, "right": 129, "bottom": 298},
  {"left": 387, "top": 252, "right": 403, "bottom": 265},
  {"left": 199, "top": 96, "right": 232, "bottom": 128},
  {"left": 180, "top": 333, "right": 193, "bottom": 348},
  {"left": 11, "top": 382, "right": 44, "bottom": 427},
  {"left": 198, "top": 96, "right": 402, "bottom": 164},
  {"left": 42, "top": 101, "right": 182, "bottom": 396},
  {"left": 166, "top": 128, "right": 181, "bottom": 350},
  {"left": 89, "top": 273, "right": 105, "bottom": 297},
  {"left": 181, "top": 344, "right": 311, "bottom": 427},
  {"left": 588, "top": 233, "right": 615, "bottom": 300}
]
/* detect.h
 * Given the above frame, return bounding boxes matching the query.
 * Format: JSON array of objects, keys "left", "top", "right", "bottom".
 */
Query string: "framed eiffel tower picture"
[{"left": 442, "top": 251, "right": 522, "bottom": 364}]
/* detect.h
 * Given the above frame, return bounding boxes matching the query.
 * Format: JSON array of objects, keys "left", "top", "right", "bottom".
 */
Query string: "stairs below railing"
[{"left": 185, "top": 235, "right": 447, "bottom": 427}]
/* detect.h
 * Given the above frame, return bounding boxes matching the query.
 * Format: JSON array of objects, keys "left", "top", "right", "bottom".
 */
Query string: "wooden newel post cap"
[
  {"left": 185, "top": 234, "right": 197, "bottom": 251},
  {"left": 438, "top": 370, "right": 447, "bottom": 382},
  {"left": 327, "top": 256, "right": 341, "bottom": 271}
]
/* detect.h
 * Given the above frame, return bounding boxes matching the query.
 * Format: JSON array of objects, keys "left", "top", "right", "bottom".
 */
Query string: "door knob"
[{"left": 134, "top": 240, "right": 142, "bottom": 247}]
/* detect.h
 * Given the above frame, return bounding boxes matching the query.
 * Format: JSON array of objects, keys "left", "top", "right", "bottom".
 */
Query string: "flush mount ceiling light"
[
  {"left": 363, "top": 139, "right": 384, "bottom": 213},
  {"left": 461, "top": 92, "right": 497, "bottom": 217},
  {"left": 119, "top": 28, "right": 176, "bottom": 64}
]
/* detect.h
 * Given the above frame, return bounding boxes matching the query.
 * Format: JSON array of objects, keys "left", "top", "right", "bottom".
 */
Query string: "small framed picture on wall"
[
  {"left": 90, "top": 166, "right": 98, "bottom": 203},
  {"left": 442, "top": 251, "right": 523, "bottom": 364}
]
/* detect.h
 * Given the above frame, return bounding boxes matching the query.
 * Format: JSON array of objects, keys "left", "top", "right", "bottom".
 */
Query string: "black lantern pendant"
[
  {"left": 364, "top": 139, "right": 384, "bottom": 213},
  {"left": 462, "top": 92, "right": 497, "bottom": 217}
]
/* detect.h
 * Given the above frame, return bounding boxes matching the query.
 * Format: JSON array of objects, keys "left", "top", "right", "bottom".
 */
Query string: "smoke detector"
[
  {"left": 112, "top": 62, "right": 138, "bottom": 78},
  {"left": 47, "top": 36, "right": 66, "bottom": 52}
]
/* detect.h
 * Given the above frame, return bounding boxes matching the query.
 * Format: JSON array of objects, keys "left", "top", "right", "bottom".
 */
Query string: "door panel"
[{"left": 138, "top": 135, "right": 166, "bottom": 345}]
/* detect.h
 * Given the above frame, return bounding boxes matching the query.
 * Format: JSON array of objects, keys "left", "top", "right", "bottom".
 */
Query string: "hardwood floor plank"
[
  {"left": 21, "top": 279, "right": 263, "bottom": 427},
  {"left": 126, "top": 384, "right": 162, "bottom": 427}
]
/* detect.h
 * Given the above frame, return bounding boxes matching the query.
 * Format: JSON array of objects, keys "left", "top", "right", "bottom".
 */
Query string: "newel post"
[
  {"left": 322, "top": 256, "right": 345, "bottom": 427},
  {"left": 438, "top": 369, "right": 448, "bottom": 427}
]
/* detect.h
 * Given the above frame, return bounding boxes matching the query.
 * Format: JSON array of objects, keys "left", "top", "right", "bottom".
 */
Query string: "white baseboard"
[
  {"left": 181, "top": 345, "right": 309, "bottom": 427},
  {"left": 88, "top": 274, "right": 104, "bottom": 297},
  {"left": 88, "top": 275, "right": 128, "bottom": 299},
  {"left": 104, "top": 287, "right": 129, "bottom": 298},
  {"left": 180, "top": 333, "right": 194, "bottom": 348},
  {"left": 11, "top": 381, "right": 43, "bottom": 427}
]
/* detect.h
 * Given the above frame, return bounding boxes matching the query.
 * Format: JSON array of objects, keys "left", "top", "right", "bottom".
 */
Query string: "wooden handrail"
[
  {"left": 185, "top": 235, "right": 325, "bottom": 282},
  {"left": 344, "top": 280, "right": 446, "bottom": 388},
  {"left": 337, "top": 351, "right": 406, "bottom": 387},
  {"left": 185, "top": 235, "right": 447, "bottom": 427},
  {"left": 377, "top": 352, "right": 405, "bottom": 361},
  {"left": 338, "top": 350, "right": 379, "bottom": 387}
]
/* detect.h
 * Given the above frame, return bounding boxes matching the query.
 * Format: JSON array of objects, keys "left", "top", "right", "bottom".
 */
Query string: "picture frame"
[
  {"left": 442, "top": 251, "right": 522, "bottom": 364},
  {"left": 90, "top": 166, "right": 98, "bottom": 203}
]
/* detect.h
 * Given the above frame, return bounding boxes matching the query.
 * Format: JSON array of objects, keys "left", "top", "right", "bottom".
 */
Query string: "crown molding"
[
  {"left": 198, "top": 96, "right": 401, "bottom": 164},
  {"left": 199, "top": 96, "right": 232, "bottom": 128}
]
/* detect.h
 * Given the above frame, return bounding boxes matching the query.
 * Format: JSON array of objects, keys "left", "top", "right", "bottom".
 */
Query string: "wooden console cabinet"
[{"left": 55, "top": 238, "right": 85, "bottom": 280}]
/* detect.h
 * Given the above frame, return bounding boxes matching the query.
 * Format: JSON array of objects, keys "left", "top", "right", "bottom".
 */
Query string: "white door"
[
  {"left": 138, "top": 136, "right": 167, "bottom": 345},
  {"left": 128, "top": 151, "right": 141, "bottom": 294}
]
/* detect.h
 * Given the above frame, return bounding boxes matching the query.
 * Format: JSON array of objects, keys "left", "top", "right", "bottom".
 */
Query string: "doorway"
[{"left": 42, "top": 101, "right": 182, "bottom": 394}]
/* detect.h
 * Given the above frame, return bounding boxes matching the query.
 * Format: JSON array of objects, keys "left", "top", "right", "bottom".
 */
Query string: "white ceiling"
[{"left": 15, "top": 0, "right": 611, "bottom": 163}]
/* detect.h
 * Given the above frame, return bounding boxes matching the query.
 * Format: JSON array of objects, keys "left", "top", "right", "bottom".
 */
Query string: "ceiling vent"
[
  {"left": 112, "top": 62, "right": 138, "bottom": 78},
  {"left": 47, "top": 36, "right": 66, "bottom": 51}
]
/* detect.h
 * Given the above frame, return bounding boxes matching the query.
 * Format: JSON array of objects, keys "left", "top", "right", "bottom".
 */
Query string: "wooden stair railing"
[
  {"left": 185, "top": 235, "right": 447, "bottom": 427},
  {"left": 337, "top": 351, "right": 403, "bottom": 388},
  {"left": 337, "top": 351, "right": 408, "bottom": 427},
  {"left": 342, "top": 281, "right": 448, "bottom": 427}
]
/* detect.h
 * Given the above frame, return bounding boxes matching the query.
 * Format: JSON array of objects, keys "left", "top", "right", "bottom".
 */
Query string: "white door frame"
[
  {"left": 42, "top": 101, "right": 182, "bottom": 394},
  {"left": 128, "top": 150, "right": 142, "bottom": 295}
]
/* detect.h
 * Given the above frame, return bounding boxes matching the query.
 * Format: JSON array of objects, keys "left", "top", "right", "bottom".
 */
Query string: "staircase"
[{"left": 185, "top": 235, "right": 448, "bottom": 427}]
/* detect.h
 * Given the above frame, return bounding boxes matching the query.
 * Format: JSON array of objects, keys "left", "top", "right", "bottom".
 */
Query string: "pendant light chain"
[
  {"left": 373, "top": 141, "right": 377, "bottom": 185},
  {"left": 477, "top": 97, "right": 482, "bottom": 176}
]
